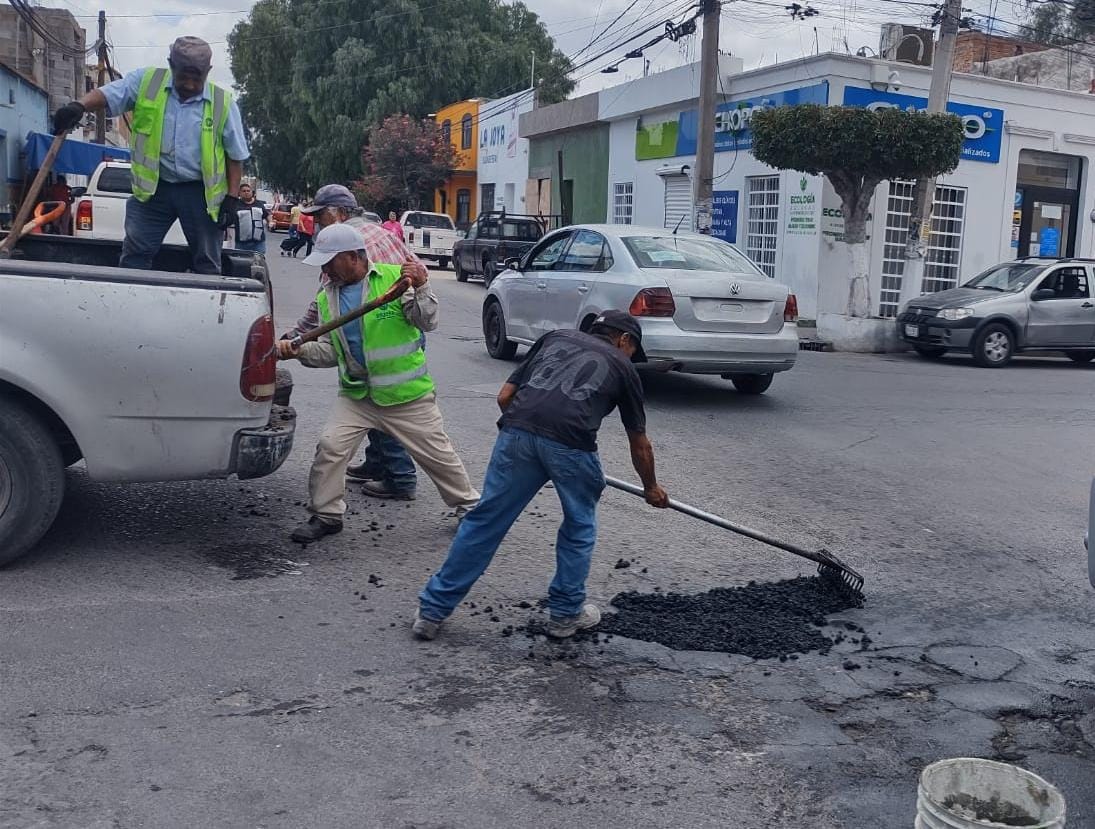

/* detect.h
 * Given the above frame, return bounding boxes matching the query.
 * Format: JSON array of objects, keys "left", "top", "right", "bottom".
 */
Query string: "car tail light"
[
  {"left": 784, "top": 293, "right": 799, "bottom": 323},
  {"left": 629, "top": 287, "right": 676, "bottom": 317},
  {"left": 76, "top": 199, "right": 93, "bottom": 231},
  {"left": 240, "top": 315, "right": 276, "bottom": 402},
  {"left": 408, "top": 230, "right": 415, "bottom": 245}
]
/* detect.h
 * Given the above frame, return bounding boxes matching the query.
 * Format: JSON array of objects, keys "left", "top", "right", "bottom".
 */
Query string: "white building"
[
  {"left": 598, "top": 53, "right": 1095, "bottom": 345},
  {"left": 476, "top": 88, "right": 534, "bottom": 215}
]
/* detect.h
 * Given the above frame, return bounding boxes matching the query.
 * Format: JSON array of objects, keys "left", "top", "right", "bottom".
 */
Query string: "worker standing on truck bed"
[
  {"left": 277, "top": 223, "right": 480, "bottom": 543},
  {"left": 51, "top": 36, "right": 250, "bottom": 275},
  {"left": 413, "top": 312, "right": 669, "bottom": 642}
]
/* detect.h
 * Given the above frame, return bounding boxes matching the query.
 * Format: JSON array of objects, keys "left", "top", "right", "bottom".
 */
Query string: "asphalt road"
[{"left": 3, "top": 248, "right": 1095, "bottom": 828}]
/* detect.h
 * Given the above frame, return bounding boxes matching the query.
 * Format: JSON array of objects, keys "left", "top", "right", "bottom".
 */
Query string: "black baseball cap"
[{"left": 591, "top": 310, "right": 647, "bottom": 363}]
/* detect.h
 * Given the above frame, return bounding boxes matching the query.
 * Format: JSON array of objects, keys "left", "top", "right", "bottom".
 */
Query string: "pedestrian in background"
[
  {"left": 292, "top": 206, "right": 315, "bottom": 257},
  {"left": 414, "top": 311, "right": 668, "bottom": 641},
  {"left": 289, "top": 202, "right": 302, "bottom": 241},
  {"left": 277, "top": 223, "right": 479, "bottom": 542},
  {"left": 285, "top": 184, "right": 427, "bottom": 501},
  {"left": 232, "top": 183, "right": 268, "bottom": 254},
  {"left": 382, "top": 210, "right": 403, "bottom": 241}
]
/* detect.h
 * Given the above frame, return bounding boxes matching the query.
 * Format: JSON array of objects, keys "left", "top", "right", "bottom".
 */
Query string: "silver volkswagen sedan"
[{"left": 481, "top": 225, "right": 799, "bottom": 394}]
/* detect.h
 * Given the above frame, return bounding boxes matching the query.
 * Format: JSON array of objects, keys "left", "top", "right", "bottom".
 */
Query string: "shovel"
[
  {"left": 604, "top": 476, "right": 865, "bottom": 599},
  {"left": 288, "top": 276, "right": 413, "bottom": 349},
  {"left": 0, "top": 132, "right": 66, "bottom": 259}
]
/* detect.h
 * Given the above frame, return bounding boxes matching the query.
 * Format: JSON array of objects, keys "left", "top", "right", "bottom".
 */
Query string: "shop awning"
[{"left": 24, "top": 132, "right": 130, "bottom": 177}]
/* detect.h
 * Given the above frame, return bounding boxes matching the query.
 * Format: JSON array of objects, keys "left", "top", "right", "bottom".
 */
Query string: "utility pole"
[
  {"left": 692, "top": 0, "right": 721, "bottom": 234},
  {"left": 93, "top": 10, "right": 107, "bottom": 144},
  {"left": 899, "top": 0, "right": 961, "bottom": 307}
]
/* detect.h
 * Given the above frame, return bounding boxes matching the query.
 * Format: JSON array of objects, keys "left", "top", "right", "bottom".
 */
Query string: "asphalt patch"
[
  {"left": 596, "top": 576, "right": 863, "bottom": 659},
  {"left": 205, "top": 545, "right": 307, "bottom": 580}
]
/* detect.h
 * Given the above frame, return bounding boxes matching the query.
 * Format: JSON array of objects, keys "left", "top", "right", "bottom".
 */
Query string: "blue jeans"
[
  {"left": 234, "top": 237, "right": 267, "bottom": 254},
  {"left": 419, "top": 428, "right": 605, "bottom": 621},
  {"left": 362, "top": 429, "right": 417, "bottom": 493},
  {"left": 121, "top": 181, "right": 222, "bottom": 274}
]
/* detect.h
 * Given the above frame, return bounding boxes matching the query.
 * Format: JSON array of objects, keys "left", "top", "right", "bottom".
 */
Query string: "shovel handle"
[
  {"left": 292, "top": 277, "right": 413, "bottom": 348},
  {"left": 0, "top": 133, "right": 66, "bottom": 258},
  {"left": 603, "top": 475, "right": 831, "bottom": 568}
]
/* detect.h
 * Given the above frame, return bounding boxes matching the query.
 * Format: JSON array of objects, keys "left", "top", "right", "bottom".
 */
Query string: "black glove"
[
  {"left": 52, "top": 101, "right": 85, "bottom": 135},
  {"left": 218, "top": 194, "right": 245, "bottom": 229}
]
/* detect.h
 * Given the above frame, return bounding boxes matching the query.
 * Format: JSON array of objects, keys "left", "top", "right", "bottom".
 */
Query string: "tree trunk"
[
  {"left": 845, "top": 241, "right": 871, "bottom": 317},
  {"left": 828, "top": 173, "right": 880, "bottom": 318}
]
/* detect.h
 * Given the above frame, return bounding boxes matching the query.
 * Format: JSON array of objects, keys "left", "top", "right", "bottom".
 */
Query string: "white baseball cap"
[{"left": 302, "top": 223, "right": 365, "bottom": 267}]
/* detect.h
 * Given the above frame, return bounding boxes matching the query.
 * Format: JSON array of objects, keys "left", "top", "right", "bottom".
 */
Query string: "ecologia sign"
[
  {"left": 842, "top": 86, "right": 1004, "bottom": 164},
  {"left": 677, "top": 82, "right": 830, "bottom": 154}
]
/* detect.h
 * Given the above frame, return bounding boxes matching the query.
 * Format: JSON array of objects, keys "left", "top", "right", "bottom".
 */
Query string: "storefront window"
[
  {"left": 1018, "top": 150, "right": 1081, "bottom": 190},
  {"left": 746, "top": 175, "right": 780, "bottom": 278},
  {"left": 879, "top": 181, "right": 967, "bottom": 318}
]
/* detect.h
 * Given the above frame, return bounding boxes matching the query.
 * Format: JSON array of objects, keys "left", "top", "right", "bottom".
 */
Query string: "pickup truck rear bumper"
[{"left": 232, "top": 405, "right": 296, "bottom": 480}]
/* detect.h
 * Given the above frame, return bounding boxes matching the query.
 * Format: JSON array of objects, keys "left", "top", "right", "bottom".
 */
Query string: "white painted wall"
[{"left": 477, "top": 89, "right": 534, "bottom": 214}]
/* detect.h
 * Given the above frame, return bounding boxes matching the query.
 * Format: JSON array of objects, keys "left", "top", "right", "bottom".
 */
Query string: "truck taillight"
[
  {"left": 407, "top": 230, "right": 415, "bottom": 244},
  {"left": 783, "top": 293, "right": 799, "bottom": 323},
  {"left": 240, "top": 315, "right": 276, "bottom": 402},
  {"left": 629, "top": 287, "right": 675, "bottom": 317},
  {"left": 76, "top": 199, "right": 93, "bottom": 231}
]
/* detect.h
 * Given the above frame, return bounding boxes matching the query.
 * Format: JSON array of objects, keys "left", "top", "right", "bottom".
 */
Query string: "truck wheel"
[
  {"left": 437, "top": 257, "right": 450, "bottom": 271},
  {"left": 483, "top": 301, "right": 518, "bottom": 360},
  {"left": 1066, "top": 350, "right": 1095, "bottom": 364},
  {"left": 727, "top": 373, "right": 774, "bottom": 395},
  {"left": 0, "top": 398, "right": 65, "bottom": 567},
  {"left": 454, "top": 258, "right": 468, "bottom": 283},
  {"left": 483, "top": 258, "right": 496, "bottom": 287},
  {"left": 973, "top": 323, "right": 1014, "bottom": 368}
]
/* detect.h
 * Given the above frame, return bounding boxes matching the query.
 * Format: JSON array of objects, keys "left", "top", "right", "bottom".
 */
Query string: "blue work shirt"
[
  {"left": 338, "top": 281, "right": 367, "bottom": 366},
  {"left": 101, "top": 68, "right": 250, "bottom": 184}
]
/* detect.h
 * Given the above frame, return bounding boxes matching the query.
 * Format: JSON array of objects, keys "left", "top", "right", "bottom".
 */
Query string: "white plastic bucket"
[{"left": 916, "top": 758, "right": 1066, "bottom": 828}]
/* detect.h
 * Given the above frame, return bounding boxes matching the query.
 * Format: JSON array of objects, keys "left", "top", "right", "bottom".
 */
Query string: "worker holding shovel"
[
  {"left": 414, "top": 311, "right": 669, "bottom": 641},
  {"left": 277, "top": 223, "right": 479, "bottom": 543}
]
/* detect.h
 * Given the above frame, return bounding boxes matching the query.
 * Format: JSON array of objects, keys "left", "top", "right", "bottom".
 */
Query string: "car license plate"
[
  {"left": 905, "top": 324, "right": 919, "bottom": 338},
  {"left": 433, "top": 248, "right": 446, "bottom": 255}
]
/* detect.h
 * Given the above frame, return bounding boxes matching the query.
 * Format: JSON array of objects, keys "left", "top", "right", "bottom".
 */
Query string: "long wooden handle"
[
  {"left": 292, "top": 277, "right": 413, "bottom": 346},
  {"left": 0, "top": 133, "right": 66, "bottom": 258}
]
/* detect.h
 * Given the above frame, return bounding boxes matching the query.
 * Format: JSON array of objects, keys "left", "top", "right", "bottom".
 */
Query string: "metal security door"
[{"left": 663, "top": 174, "right": 693, "bottom": 232}]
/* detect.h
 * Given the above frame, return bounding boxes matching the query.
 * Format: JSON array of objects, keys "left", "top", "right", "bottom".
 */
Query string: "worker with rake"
[{"left": 413, "top": 311, "right": 669, "bottom": 641}]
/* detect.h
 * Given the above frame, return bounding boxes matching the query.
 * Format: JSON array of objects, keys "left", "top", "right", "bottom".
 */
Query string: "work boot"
[
  {"left": 412, "top": 609, "right": 442, "bottom": 641},
  {"left": 360, "top": 480, "right": 416, "bottom": 501},
  {"left": 345, "top": 462, "right": 381, "bottom": 482},
  {"left": 290, "top": 516, "right": 343, "bottom": 543},
  {"left": 546, "top": 603, "right": 601, "bottom": 639}
]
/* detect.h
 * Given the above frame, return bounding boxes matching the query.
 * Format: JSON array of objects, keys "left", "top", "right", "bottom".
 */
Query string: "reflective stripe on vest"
[
  {"left": 129, "top": 67, "right": 231, "bottom": 221},
  {"left": 315, "top": 263, "right": 434, "bottom": 406}
]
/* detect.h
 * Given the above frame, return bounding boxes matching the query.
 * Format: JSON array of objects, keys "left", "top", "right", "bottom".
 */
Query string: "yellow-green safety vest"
[
  {"left": 316, "top": 263, "right": 434, "bottom": 406},
  {"left": 130, "top": 67, "right": 231, "bottom": 221}
]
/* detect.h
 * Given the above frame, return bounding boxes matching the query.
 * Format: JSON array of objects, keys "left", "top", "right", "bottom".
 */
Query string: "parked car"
[
  {"left": 482, "top": 225, "right": 799, "bottom": 394},
  {"left": 73, "top": 161, "right": 187, "bottom": 245},
  {"left": 898, "top": 258, "right": 1095, "bottom": 367},
  {"left": 400, "top": 210, "right": 459, "bottom": 269},
  {"left": 453, "top": 212, "right": 545, "bottom": 286},
  {"left": 269, "top": 202, "right": 296, "bottom": 232},
  {"left": 0, "top": 231, "right": 295, "bottom": 566}
]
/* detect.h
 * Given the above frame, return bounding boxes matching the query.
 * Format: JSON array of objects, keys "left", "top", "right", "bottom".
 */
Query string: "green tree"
[
  {"left": 751, "top": 105, "right": 963, "bottom": 318},
  {"left": 229, "top": 0, "right": 573, "bottom": 192},
  {"left": 354, "top": 115, "right": 457, "bottom": 212},
  {"left": 1021, "top": 0, "right": 1095, "bottom": 44}
]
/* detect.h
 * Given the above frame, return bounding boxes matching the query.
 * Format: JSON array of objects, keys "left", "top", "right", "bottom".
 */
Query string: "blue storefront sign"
[
  {"left": 677, "top": 82, "right": 829, "bottom": 155},
  {"left": 711, "top": 190, "right": 738, "bottom": 243},
  {"left": 842, "top": 87, "right": 1004, "bottom": 164}
]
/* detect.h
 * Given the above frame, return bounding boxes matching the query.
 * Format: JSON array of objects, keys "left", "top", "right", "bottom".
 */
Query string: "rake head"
[{"left": 814, "top": 548, "right": 865, "bottom": 602}]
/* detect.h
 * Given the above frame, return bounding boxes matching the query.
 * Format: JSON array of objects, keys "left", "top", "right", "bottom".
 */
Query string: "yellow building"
[{"left": 434, "top": 98, "right": 484, "bottom": 229}]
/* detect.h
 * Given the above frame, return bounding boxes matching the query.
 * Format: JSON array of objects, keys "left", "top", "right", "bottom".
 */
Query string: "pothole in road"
[
  {"left": 204, "top": 544, "right": 309, "bottom": 579},
  {"left": 594, "top": 576, "right": 864, "bottom": 660}
]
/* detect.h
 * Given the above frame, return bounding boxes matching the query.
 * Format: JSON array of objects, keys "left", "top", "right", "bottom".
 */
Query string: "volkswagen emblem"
[{"left": 729, "top": 282, "right": 742, "bottom": 295}]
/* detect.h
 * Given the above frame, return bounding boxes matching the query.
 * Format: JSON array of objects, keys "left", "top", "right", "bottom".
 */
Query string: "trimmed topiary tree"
[{"left": 751, "top": 105, "right": 964, "bottom": 318}]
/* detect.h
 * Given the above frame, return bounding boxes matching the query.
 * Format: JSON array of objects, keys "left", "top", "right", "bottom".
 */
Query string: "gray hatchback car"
[{"left": 898, "top": 258, "right": 1095, "bottom": 367}]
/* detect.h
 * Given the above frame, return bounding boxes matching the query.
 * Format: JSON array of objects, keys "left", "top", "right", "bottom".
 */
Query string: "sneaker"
[
  {"left": 360, "top": 480, "right": 417, "bottom": 501},
  {"left": 290, "top": 516, "right": 343, "bottom": 543},
  {"left": 346, "top": 462, "right": 381, "bottom": 482},
  {"left": 546, "top": 603, "right": 601, "bottom": 639},
  {"left": 412, "top": 610, "right": 442, "bottom": 640}
]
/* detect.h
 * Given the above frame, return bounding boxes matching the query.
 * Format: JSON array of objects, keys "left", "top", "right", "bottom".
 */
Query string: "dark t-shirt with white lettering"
[{"left": 499, "top": 329, "right": 646, "bottom": 452}]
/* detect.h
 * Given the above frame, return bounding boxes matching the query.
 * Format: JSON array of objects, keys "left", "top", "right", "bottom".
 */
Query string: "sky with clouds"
[{"left": 68, "top": 0, "right": 1032, "bottom": 95}]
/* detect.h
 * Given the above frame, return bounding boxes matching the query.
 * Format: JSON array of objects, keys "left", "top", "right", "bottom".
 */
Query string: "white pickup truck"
[
  {"left": 74, "top": 161, "right": 187, "bottom": 245},
  {"left": 0, "top": 232, "right": 295, "bottom": 566},
  {"left": 400, "top": 210, "right": 459, "bottom": 270}
]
